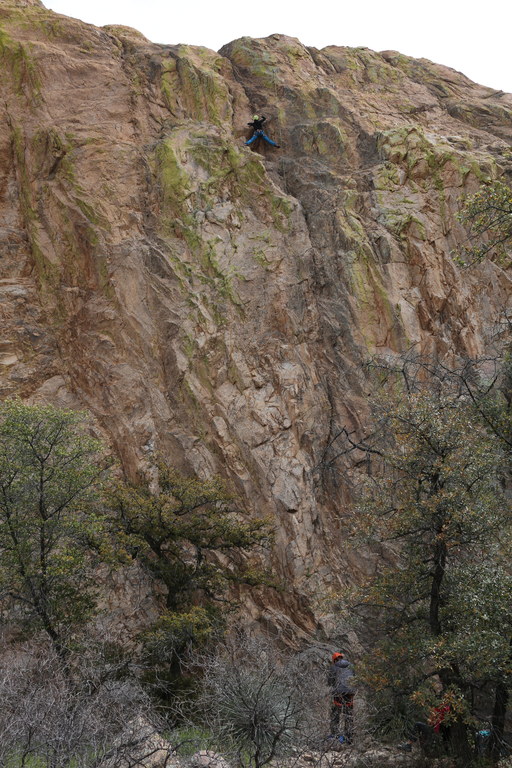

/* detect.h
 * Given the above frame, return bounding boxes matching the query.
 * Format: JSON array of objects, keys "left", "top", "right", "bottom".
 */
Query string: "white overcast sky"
[{"left": 45, "top": 0, "right": 512, "bottom": 94}]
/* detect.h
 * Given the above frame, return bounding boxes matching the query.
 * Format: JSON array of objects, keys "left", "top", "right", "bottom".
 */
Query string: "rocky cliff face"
[{"left": 1, "top": 0, "right": 511, "bottom": 638}]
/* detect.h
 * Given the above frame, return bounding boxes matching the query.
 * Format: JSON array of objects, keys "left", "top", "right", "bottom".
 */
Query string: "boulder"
[
  {"left": 98, "top": 716, "right": 174, "bottom": 768},
  {"left": 190, "top": 750, "right": 230, "bottom": 768}
]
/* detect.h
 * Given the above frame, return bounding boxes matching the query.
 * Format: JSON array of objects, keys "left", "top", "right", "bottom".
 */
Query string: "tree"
[
  {"left": 446, "top": 553, "right": 512, "bottom": 761},
  {"left": 0, "top": 399, "right": 110, "bottom": 658},
  {"left": 109, "top": 463, "right": 272, "bottom": 612},
  {"left": 345, "top": 387, "right": 512, "bottom": 761},
  {"left": 108, "top": 463, "right": 273, "bottom": 697},
  {"left": 366, "top": 352, "right": 512, "bottom": 457},
  {"left": 457, "top": 179, "right": 512, "bottom": 265}
]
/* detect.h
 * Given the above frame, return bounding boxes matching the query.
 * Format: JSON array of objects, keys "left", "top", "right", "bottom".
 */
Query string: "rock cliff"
[{"left": 1, "top": 0, "right": 511, "bottom": 637}]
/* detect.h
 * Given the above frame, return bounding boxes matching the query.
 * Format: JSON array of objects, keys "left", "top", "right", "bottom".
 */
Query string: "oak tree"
[
  {"left": 346, "top": 388, "right": 511, "bottom": 759},
  {"left": 0, "top": 400, "right": 110, "bottom": 658},
  {"left": 108, "top": 463, "right": 273, "bottom": 696}
]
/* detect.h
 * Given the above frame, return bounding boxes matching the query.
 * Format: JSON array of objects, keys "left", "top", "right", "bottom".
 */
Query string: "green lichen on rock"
[
  {"left": 380, "top": 209, "right": 427, "bottom": 241},
  {"left": 189, "top": 138, "right": 242, "bottom": 186},
  {"left": 251, "top": 247, "right": 272, "bottom": 270},
  {"left": 349, "top": 247, "right": 402, "bottom": 350},
  {"left": 0, "top": 26, "right": 41, "bottom": 100},
  {"left": 151, "top": 123, "right": 295, "bottom": 318},
  {"left": 291, "top": 119, "right": 348, "bottom": 164},
  {"left": 160, "top": 57, "right": 177, "bottom": 114},
  {"left": 152, "top": 133, "right": 246, "bottom": 312},
  {"left": 219, "top": 37, "right": 281, "bottom": 89},
  {"left": 333, "top": 189, "right": 368, "bottom": 246},
  {"left": 161, "top": 48, "right": 233, "bottom": 124},
  {"left": 373, "top": 162, "right": 401, "bottom": 191},
  {"left": 102, "top": 24, "right": 149, "bottom": 42},
  {"left": 200, "top": 239, "right": 243, "bottom": 311},
  {"left": 377, "top": 124, "right": 496, "bottom": 186},
  {"left": 10, "top": 122, "right": 60, "bottom": 291},
  {"left": 319, "top": 46, "right": 405, "bottom": 90},
  {"left": 154, "top": 138, "right": 191, "bottom": 218},
  {"left": 374, "top": 124, "right": 500, "bottom": 248},
  {"left": 189, "top": 134, "right": 292, "bottom": 231},
  {"left": 18, "top": 125, "right": 112, "bottom": 295},
  {"left": 377, "top": 125, "right": 428, "bottom": 166}
]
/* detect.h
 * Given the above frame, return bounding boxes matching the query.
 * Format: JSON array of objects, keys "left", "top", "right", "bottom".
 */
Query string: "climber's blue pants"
[{"left": 245, "top": 130, "right": 278, "bottom": 146}]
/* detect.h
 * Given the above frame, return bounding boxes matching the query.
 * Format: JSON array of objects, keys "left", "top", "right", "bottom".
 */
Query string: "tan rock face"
[{"left": 1, "top": 5, "right": 511, "bottom": 633}]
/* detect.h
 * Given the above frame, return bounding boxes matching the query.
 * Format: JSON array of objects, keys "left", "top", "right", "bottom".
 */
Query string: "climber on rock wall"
[{"left": 244, "top": 115, "right": 280, "bottom": 148}]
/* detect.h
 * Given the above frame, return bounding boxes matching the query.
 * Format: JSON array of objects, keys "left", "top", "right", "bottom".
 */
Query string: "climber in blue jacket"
[{"left": 244, "top": 115, "right": 280, "bottom": 148}]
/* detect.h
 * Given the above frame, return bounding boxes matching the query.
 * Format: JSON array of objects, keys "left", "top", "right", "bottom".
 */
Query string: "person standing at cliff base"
[
  {"left": 327, "top": 652, "right": 355, "bottom": 744},
  {"left": 244, "top": 115, "right": 280, "bottom": 148}
]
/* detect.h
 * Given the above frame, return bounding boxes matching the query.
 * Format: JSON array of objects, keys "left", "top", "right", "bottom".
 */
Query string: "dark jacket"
[
  {"left": 248, "top": 116, "right": 266, "bottom": 131},
  {"left": 327, "top": 659, "right": 355, "bottom": 696}
]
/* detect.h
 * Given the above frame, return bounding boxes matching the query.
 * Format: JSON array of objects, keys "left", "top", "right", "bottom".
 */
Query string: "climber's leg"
[
  {"left": 260, "top": 131, "right": 279, "bottom": 147},
  {"left": 245, "top": 130, "right": 262, "bottom": 145}
]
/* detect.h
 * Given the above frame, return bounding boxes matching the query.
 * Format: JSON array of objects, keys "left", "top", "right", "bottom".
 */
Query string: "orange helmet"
[{"left": 332, "top": 652, "right": 344, "bottom": 662}]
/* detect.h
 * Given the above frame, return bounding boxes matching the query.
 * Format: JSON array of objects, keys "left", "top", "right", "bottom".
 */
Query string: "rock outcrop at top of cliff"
[{"left": 1, "top": 0, "right": 511, "bottom": 637}]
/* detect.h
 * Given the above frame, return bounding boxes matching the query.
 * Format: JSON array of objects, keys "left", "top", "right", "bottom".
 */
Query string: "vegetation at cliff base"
[
  {"left": 0, "top": 399, "right": 277, "bottom": 766},
  {"left": 341, "top": 358, "right": 512, "bottom": 763},
  {"left": 196, "top": 633, "right": 324, "bottom": 768},
  {"left": 0, "top": 399, "right": 111, "bottom": 659},
  {"left": 108, "top": 462, "right": 273, "bottom": 701},
  {"left": 3, "top": 365, "right": 511, "bottom": 766}
]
